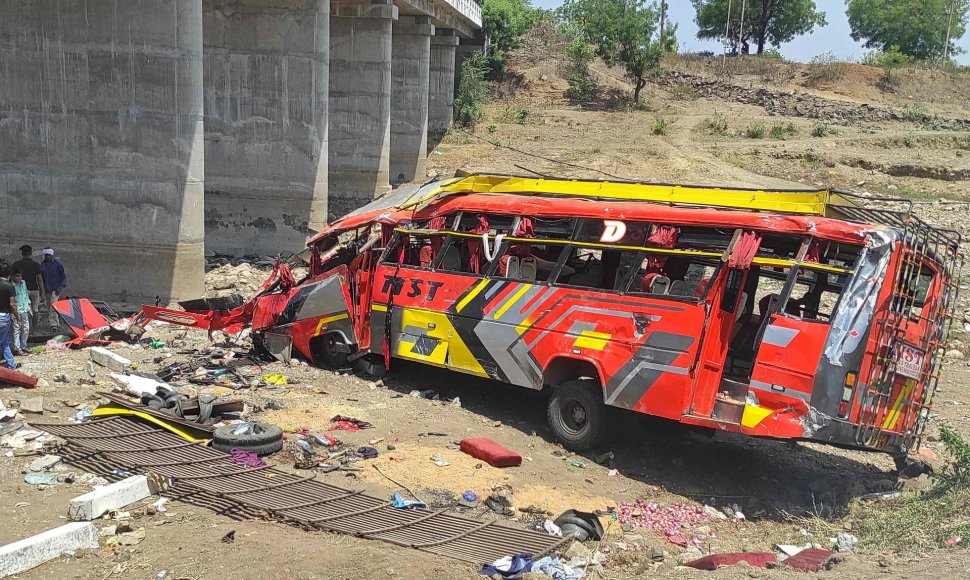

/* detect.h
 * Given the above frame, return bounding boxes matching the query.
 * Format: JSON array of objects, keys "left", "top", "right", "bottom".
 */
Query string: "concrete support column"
[
  {"left": 203, "top": 0, "right": 330, "bottom": 257},
  {"left": 428, "top": 31, "right": 459, "bottom": 153},
  {"left": 390, "top": 16, "right": 433, "bottom": 185},
  {"left": 0, "top": 0, "right": 205, "bottom": 303},
  {"left": 328, "top": 0, "right": 398, "bottom": 219}
]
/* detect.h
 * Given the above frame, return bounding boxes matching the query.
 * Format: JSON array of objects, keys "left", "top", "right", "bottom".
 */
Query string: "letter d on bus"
[{"left": 600, "top": 220, "right": 626, "bottom": 243}]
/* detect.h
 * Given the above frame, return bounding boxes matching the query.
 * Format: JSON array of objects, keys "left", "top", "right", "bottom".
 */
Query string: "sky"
[{"left": 531, "top": 0, "right": 970, "bottom": 65}]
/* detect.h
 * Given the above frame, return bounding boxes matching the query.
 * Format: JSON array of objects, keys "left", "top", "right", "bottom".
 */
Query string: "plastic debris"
[
  {"left": 391, "top": 492, "right": 427, "bottom": 510},
  {"left": 543, "top": 520, "right": 563, "bottom": 536}
]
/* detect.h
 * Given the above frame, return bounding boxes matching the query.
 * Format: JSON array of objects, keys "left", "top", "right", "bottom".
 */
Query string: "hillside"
[{"left": 428, "top": 32, "right": 970, "bottom": 244}]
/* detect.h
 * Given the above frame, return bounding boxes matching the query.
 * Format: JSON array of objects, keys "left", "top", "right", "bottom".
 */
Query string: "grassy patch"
[
  {"left": 704, "top": 112, "right": 729, "bottom": 135},
  {"left": 744, "top": 123, "right": 766, "bottom": 139},
  {"left": 811, "top": 123, "right": 837, "bottom": 137},
  {"left": 806, "top": 52, "right": 846, "bottom": 88},
  {"left": 769, "top": 122, "right": 797, "bottom": 139},
  {"left": 651, "top": 118, "right": 671, "bottom": 136},
  {"left": 669, "top": 82, "right": 699, "bottom": 101},
  {"left": 850, "top": 427, "right": 970, "bottom": 554},
  {"left": 902, "top": 104, "right": 928, "bottom": 122}
]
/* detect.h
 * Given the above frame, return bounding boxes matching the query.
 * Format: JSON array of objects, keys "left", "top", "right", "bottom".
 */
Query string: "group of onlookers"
[{"left": 0, "top": 245, "right": 68, "bottom": 370}]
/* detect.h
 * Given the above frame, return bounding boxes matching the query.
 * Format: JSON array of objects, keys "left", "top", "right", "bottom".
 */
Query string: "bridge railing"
[{"left": 444, "top": 0, "right": 482, "bottom": 28}]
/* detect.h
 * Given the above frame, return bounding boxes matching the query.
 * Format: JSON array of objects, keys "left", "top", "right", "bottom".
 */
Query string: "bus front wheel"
[
  {"left": 311, "top": 333, "right": 350, "bottom": 370},
  {"left": 547, "top": 379, "right": 607, "bottom": 451}
]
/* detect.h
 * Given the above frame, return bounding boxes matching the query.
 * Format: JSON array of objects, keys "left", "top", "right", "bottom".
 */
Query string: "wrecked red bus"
[{"left": 160, "top": 174, "right": 963, "bottom": 457}]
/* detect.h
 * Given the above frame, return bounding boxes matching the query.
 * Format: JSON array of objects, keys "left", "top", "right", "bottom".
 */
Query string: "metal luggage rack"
[
  {"left": 828, "top": 190, "right": 963, "bottom": 254},
  {"left": 36, "top": 417, "right": 568, "bottom": 564}
]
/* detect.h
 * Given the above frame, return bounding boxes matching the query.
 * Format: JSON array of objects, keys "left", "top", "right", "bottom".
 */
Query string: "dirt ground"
[{"left": 3, "top": 50, "right": 970, "bottom": 579}]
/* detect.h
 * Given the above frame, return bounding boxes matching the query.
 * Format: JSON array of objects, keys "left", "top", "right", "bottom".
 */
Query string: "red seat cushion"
[{"left": 459, "top": 438, "right": 522, "bottom": 468}]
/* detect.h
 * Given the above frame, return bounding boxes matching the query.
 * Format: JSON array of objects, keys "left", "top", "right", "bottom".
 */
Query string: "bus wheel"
[
  {"left": 547, "top": 379, "right": 606, "bottom": 451},
  {"left": 311, "top": 333, "right": 349, "bottom": 369}
]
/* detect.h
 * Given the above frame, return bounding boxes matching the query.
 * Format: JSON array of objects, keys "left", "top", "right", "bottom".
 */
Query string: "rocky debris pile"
[
  {"left": 659, "top": 70, "right": 970, "bottom": 131},
  {"left": 204, "top": 257, "right": 309, "bottom": 299}
]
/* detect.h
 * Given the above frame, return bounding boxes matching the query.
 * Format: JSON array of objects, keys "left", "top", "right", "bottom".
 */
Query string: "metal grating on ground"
[{"left": 36, "top": 417, "right": 567, "bottom": 563}]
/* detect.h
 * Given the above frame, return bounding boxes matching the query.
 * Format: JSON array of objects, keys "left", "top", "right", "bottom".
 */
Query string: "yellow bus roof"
[{"left": 406, "top": 173, "right": 856, "bottom": 217}]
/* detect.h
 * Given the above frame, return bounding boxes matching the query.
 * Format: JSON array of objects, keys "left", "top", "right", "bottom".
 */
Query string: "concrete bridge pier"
[
  {"left": 0, "top": 0, "right": 206, "bottom": 303},
  {"left": 328, "top": 0, "right": 398, "bottom": 219},
  {"left": 202, "top": 0, "right": 331, "bottom": 257},
  {"left": 428, "top": 31, "right": 459, "bottom": 152},
  {"left": 389, "top": 16, "right": 433, "bottom": 185}
]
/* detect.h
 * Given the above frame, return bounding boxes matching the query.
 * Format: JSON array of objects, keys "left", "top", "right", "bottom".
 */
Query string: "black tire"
[
  {"left": 212, "top": 423, "right": 284, "bottom": 456},
  {"left": 312, "top": 332, "right": 349, "bottom": 369},
  {"left": 547, "top": 379, "right": 608, "bottom": 451}
]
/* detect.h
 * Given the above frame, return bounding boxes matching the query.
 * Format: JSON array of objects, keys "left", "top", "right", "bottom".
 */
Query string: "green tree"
[
  {"left": 560, "top": 0, "right": 666, "bottom": 104},
  {"left": 483, "top": 0, "right": 541, "bottom": 74},
  {"left": 453, "top": 52, "right": 494, "bottom": 129},
  {"left": 692, "top": 0, "right": 827, "bottom": 55},
  {"left": 846, "top": 0, "right": 970, "bottom": 61}
]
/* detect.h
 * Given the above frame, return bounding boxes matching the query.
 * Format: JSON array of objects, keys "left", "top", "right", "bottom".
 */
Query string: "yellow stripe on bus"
[
  {"left": 881, "top": 378, "right": 916, "bottom": 431},
  {"left": 456, "top": 279, "right": 490, "bottom": 313},
  {"left": 401, "top": 175, "right": 838, "bottom": 216},
  {"left": 572, "top": 330, "right": 611, "bottom": 350},
  {"left": 493, "top": 284, "right": 532, "bottom": 320},
  {"left": 314, "top": 312, "right": 350, "bottom": 335}
]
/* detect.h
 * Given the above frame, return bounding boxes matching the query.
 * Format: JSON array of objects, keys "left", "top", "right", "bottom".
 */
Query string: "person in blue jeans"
[
  {"left": 0, "top": 261, "right": 19, "bottom": 369},
  {"left": 10, "top": 267, "right": 31, "bottom": 354}
]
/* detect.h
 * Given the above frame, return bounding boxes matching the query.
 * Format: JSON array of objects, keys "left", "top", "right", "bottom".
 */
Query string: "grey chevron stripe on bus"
[{"left": 605, "top": 332, "right": 695, "bottom": 409}]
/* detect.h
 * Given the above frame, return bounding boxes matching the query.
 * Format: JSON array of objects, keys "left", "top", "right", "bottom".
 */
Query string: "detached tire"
[
  {"left": 212, "top": 423, "right": 284, "bottom": 456},
  {"left": 312, "top": 332, "right": 350, "bottom": 369},
  {"left": 547, "top": 379, "right": 608, "bottom": 451}
]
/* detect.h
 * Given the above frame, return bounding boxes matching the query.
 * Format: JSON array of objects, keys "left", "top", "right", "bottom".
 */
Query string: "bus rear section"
[{"left": 821, "top": 214, "right": 962, "bottom": 456}]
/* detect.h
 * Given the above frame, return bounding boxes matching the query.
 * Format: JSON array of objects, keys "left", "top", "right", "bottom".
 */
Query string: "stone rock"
[
  {"left": 564, "top": 541, "right": 591, "bottom": 560},
  {"left": 28, "top": 455, "right": 61, "bottom": 472},
  {"left": 945, "top": 349, "right": 965, "bottom": 360},
  {"left": 20, "top": 397, "right": 44, "bottom": 414},
  {"left": 835, "top": 532, "right": 858, "bottom": 552}
]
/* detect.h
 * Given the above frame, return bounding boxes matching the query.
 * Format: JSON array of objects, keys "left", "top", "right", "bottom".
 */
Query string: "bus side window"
[
  {"left": 554, "top": 246, "right": 640, "bottom": 292},
  {"left": 625, "top": 254, "right": 718, "bottom": 298},
  {"left": 493, "top": 216, "right": 576, "bottom": 282},
  {"left": 382, "top": 218, "right": 449, "bottom": 269}
]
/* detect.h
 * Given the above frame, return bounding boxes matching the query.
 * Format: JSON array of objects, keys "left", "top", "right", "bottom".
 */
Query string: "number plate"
[{"left": 895, "top": 343, "right": 925, "bottom": 380}]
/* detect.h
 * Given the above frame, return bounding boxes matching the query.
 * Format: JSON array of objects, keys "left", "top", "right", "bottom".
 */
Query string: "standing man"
[
  {"left": 10, "top": 267, "right": 31, "bottom": 354},
  {"left": 39, "top": 247, "right": 67, "bottom": 331},
  {"left": 12, "top": 245, "right": 44, "bottom": 328},
  {"left": 0, "top": 261, "right": 18, "bottom": 369}
]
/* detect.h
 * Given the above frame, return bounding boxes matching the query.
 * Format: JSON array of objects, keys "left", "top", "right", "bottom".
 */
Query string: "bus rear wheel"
[{"left": 547, "top": 379, "right": 607, "bottom": 451}]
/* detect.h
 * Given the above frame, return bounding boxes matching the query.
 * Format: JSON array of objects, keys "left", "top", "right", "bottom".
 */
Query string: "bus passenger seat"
[
  {"left": 650, "top": 275, "right": 671, "bottom": 294},
  {"left": 505, "top": 256, "right": 521, "bottom": 278},
  {"left": 440, "top": 245, "right": 461, "bottom": 271},
  {"left": 668, "top": 280, "right": 688, "bottom": 296},
  {"left": 518, "top": 256, "right": 538, "bottom": 281}
]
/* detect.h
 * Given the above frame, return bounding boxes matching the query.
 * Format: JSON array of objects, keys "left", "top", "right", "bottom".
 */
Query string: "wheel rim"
[{"left": 559, "top": 398, "right": 588, "bottom": 434}]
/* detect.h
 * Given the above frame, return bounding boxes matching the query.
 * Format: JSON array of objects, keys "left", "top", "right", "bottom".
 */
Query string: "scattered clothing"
[
  {"left": 530, "top": 556, "right": 585, "bottom": 580},
  {"left": 353, "top": 446, "right": 378, "bottom": 459},
  {"left": 480, "top": 555, "right": 584, "bottom": 580},
  {"left": 391, "top": 492, "right": 427, "bottom": 510},
  {"left": 230, "top": 448, "right": 266, "bottom": 467},
  {"left": 328, "top": 415, "right": 373, "bottom": 431},
  {"left": 481, "top": 554, "right": 534, "bottom": 579}
]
